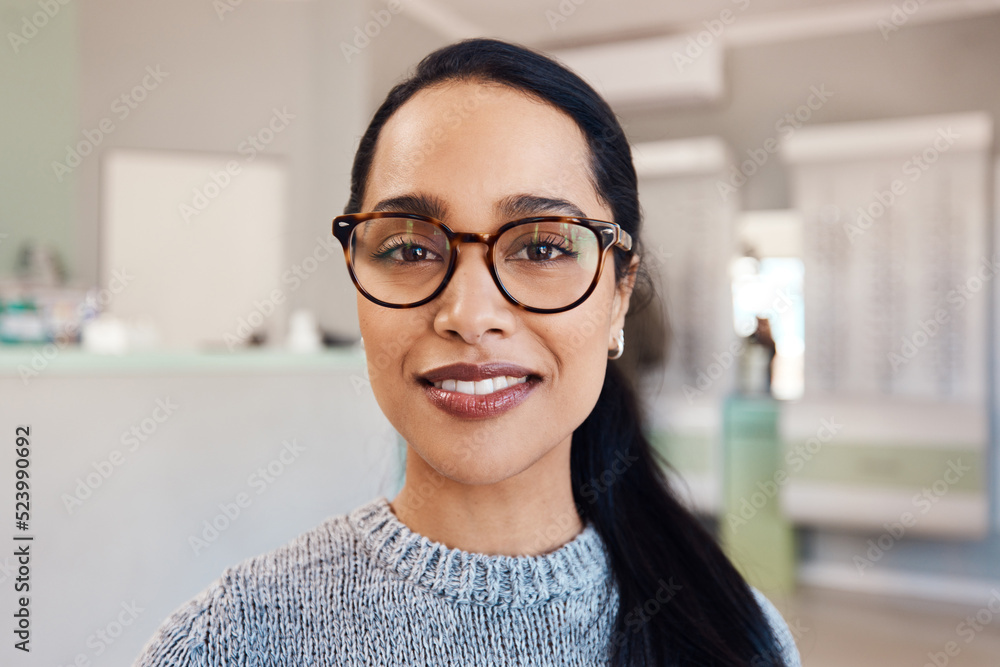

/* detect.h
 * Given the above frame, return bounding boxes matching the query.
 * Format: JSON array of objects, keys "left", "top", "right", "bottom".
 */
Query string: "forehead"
[{"left": 363, "top": 80, "right": 605, "bottom": 219}]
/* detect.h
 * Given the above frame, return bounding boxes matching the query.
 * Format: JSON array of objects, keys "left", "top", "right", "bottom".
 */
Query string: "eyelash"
[
  {"left": 370, "top": 236, "right": 440, "bottom": 261},
  {"left": 507, "top": 234, "right": 579, "bottom": 259}
]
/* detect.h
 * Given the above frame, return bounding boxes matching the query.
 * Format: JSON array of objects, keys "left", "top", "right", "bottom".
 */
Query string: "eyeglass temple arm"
[{"left": 616, "top": 228, "right": 633, "bottom": 252}]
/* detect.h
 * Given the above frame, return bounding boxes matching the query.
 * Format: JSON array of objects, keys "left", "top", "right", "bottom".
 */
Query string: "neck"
[{"left": 389, "top": 436, "right": 584, "bottom": 557}]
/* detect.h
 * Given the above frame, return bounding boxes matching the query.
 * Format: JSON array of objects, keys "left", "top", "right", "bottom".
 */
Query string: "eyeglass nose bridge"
[
  {"left": 452, "top": 231, "right": 496, "bottom": 246},
  {"left": 434, "top": 230, "right": 527, "bottom": 312},
  {"left": 447, "top": 232, "right": 503, "bottom": 265},
  {"left": 442, "top": 231, "right": 502, "bottom": 286}
]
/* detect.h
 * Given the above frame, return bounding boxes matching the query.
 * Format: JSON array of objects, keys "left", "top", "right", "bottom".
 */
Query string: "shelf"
[{"left": 0, "top": 345, "right": 365, "bottom": 377}]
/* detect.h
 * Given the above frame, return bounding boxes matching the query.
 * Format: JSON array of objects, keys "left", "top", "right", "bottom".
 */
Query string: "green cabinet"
[{"left": 720, "top": 394, "right": 796, "bottom": 595}]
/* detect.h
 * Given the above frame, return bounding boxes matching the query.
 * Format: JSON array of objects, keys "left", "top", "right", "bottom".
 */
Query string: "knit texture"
[{"left": 133, "top": 495, "right": 801, "bottom": 666}]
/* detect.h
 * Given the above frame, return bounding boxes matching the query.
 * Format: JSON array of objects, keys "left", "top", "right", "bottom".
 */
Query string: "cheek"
[
  {"left": 558, "top": 277, "right": 617, "bottom": 355},
  {"left": 547, "top": 290, "right": 616, "bottom": 399},
  {"left": 357, "top": 300, "right": 415, "bottom": 413},
  {"left": 565, "top": 325, "right": 611, "bottom": 398}
]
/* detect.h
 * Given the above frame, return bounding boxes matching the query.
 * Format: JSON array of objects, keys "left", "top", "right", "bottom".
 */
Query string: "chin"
[{"left": 421, "top": 444, "right": 536, "bottom": 486}]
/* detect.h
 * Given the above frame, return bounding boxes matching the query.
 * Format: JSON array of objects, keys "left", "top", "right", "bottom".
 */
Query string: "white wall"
[
  {"left": 0, "top": 0, "right": 78, "bottom": 281},
  {"left": 75, "top": 0, "right": 368, "bottom": 338},
  {"left": 0, "top": 354, "right": 399, "bottom": 665}
]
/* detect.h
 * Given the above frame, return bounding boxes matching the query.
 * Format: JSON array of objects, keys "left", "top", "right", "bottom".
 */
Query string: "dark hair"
[{"left": 345, "top": 37, "right": 788, "bottom": 667}]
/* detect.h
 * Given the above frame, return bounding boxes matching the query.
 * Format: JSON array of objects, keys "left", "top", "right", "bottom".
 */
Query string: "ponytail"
[{"left": 572, "top": 361, "right": 788, "bottom": 665}]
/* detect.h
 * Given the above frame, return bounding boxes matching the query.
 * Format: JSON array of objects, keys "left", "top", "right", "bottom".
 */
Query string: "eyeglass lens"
[{"left": 349, "top": 217, "right": 601, "bottom": 309}]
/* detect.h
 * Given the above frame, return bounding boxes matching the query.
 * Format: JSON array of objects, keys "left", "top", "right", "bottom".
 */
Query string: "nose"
[{"left": 432, "top": 244, "right": 517, "bottom": 345}]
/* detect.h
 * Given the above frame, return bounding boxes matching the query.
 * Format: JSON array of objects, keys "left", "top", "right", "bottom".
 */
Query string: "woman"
[{"left": 135, "top": 38, "right": 801, "bottom": 666}]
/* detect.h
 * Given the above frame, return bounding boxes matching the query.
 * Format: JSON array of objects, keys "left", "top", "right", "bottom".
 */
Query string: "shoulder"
[
  {"left": 228, "top": 509, "right": 358, "bottom": 584},
  {"left": 750, "top": 588, "right": 803, "bottom": 667},
  {"left": 131, "top": 578, "right": 223, "bottom": 666},
  {"left": 132, "top": 502, "right": 370, "bottom": 666}
]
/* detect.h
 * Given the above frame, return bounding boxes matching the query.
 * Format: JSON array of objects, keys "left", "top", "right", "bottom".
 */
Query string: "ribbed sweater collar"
[{"left": 348, "top": 496, "right": 612, "bottom": 609}]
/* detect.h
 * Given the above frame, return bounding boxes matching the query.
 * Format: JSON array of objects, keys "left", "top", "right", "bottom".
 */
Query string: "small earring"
[{"left": 608, "top": 330, "right": 624, "bottom": 360}]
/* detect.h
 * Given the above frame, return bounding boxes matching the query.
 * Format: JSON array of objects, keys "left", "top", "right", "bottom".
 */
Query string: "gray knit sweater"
[{"left": 133, "top": 495, "right": 801, "bottom": 665}]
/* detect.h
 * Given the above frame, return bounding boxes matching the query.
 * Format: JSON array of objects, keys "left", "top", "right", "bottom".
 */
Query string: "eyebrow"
[
  {"left": 369, "top": 192, "right": 589, "bottom": 221},
  {"left": 371, "top": 193, "right": 449, "bottom": 219},
  {"left": 496, "top": 194, "right": 588, "bottom": 219}
]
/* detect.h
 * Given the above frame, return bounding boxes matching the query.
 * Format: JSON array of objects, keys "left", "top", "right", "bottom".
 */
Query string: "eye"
[
  {"left": 524, "top": 242, "right": 562, "bottom": 261},
  {"left": 371, "top": 236, "right": 444, "bottom": 263},
  {"left": 505, "top": 233, "right": 579, "bottom": 263}
]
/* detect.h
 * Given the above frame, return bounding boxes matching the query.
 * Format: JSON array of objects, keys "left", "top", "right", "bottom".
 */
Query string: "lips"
[{"left": 419, "top": 362, "right": 540, "bottom": 419}]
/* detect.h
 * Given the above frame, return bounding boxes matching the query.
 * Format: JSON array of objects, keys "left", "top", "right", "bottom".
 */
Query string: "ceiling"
[{"left": 393, "top": 0, "right": 1000, "bottom": 49}]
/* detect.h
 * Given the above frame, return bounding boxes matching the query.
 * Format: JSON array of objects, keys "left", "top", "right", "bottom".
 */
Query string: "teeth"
[{"left": 433, "top": 375, "right": 528, "bottom": 395}]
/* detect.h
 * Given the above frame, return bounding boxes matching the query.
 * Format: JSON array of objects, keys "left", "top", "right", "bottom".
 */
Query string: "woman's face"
[{"left": 358, "top": 80, "right": 635, "bottom": 485}]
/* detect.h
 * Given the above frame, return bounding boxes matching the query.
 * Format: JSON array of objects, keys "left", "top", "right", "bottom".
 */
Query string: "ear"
[{"left": 609, "top": 256, "right": 640, "bottom": 344}]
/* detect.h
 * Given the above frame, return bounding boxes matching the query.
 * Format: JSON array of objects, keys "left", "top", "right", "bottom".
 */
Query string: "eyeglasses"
[{"left": 332, "top": 212, "right": 633, "bottom": 313}]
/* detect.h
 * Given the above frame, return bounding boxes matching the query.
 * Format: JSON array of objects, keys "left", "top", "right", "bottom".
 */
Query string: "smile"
[
  {"left": 419, "top": 363, "right": 539, "bottom": 419},
  {"left": 432, "top": 376, "right": 529, "bottom": 395}
]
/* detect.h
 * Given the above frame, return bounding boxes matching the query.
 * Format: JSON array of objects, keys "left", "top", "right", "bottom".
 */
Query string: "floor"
[{"left": 770, "top": 586, "right": 1000, "bottom": 666}]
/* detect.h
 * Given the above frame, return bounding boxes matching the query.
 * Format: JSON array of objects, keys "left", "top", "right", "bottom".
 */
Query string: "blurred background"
[{"left": 1, "top": 0, "right": 999, "bottom": 664}]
